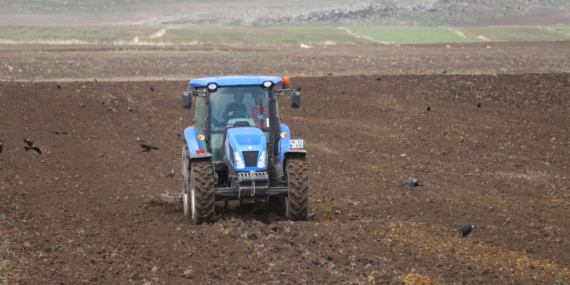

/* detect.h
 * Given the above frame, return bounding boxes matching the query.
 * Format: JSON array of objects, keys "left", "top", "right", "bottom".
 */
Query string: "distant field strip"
[
  {"left": 0, "top": 25, "right": 569, "bottom": 46},
  {"left": 343, "top": 26, "right": 570, "bottom": 44}
]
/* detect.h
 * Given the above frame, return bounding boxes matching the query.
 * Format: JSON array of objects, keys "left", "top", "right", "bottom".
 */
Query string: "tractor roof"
[{"left": 189, "top": 75, "right": 283, "bottom": 88}]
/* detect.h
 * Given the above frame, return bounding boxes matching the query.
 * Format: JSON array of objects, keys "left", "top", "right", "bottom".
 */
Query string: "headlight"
[
  {"left": 263, "top": 81, "right": 272, "bottom": 88},
  {"left": 257, "top": 150, "right": 267, "bottom": 168},
  {"left": 234, "top": 151, "right": 245, "bottom": 169},
  {"left": 208, "top": 83, "right": 217, "bottom": 90}
]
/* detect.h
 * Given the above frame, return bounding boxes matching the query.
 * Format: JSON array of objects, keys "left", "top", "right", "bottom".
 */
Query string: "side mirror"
[
  {"left": 182, "top": 92, "right": 192, "bottom": 109},
  {"left": 290, "top": 91, "right": 300, "bottom": 108}
]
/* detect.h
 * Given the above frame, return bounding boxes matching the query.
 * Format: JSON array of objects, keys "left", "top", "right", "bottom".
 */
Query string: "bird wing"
[
  {"left": 33, "top": 147, "right": 42, "bottom": 154},
  {"left": 140, "top": 144, "right": 150, "bottom": 149},
  {"left": 23, "top": 139, "right": 33, "bottom": 146}
]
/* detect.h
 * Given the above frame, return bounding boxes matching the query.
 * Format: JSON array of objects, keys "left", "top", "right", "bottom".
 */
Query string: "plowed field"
[{"left": 1, "top": 72, "right": 570, "bottom": 284}]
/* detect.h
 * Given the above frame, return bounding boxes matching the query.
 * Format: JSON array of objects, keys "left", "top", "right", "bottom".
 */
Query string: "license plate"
[{"left": 290, "top": 139, "right": 304, "bottom": 149}]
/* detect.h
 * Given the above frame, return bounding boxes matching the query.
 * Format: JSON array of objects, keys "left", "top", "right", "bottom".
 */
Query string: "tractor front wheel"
[{"left": 284, "top": 157, "right": 309, "bottom": 221}]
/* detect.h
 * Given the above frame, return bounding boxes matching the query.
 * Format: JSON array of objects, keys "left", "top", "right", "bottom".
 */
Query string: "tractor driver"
[{"left": 222, "top": 91, "right": 248, "bottom": 122}]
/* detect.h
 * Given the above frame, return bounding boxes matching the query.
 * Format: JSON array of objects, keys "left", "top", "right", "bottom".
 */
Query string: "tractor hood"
[{"left": 225, "top": 127, "right": 267, "bottom": 171}]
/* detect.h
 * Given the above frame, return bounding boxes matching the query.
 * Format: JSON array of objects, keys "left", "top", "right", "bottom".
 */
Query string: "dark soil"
[{"left": 1, "top": 73, "right": 570, "bottom": 284}]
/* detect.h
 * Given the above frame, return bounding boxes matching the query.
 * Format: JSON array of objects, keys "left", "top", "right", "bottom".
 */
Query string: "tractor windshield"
[{"left": 209, "top": 86, "right": 271, "bottom": 161}]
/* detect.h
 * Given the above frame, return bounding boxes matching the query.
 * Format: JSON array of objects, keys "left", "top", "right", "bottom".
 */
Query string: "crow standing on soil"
[
  {"left": 459, "top": 225, "right": 477, "bottom": 238},
  {"left": 57, "top": 85, "right": 62, "bottom": 89},
  {"left": 136, "top": 137, "right": 145, "bottom": 143},
  {"left": 400, "top": 179, "right": 420, "bottom": 187},
  {"left": 427, "top": 106, "right": 431, "bottom": 112},
  {"left": 128, "top": 107, "right": 134, "bottom": 112},
  {"left": 141, "top": 144, "right": 159, "bottom": 152},
  {"left": 327, "top": 73, "right": 333, "bottom": 76},
  {"left": 150, "top": 86, "right": 154, "bottom": 91},
  {"left": 477, "top": 102, "right": 481, "bottom": 108},
  {"left": 442, "top": 70, "right": 447, "bottom": 74},
  {"left": 107, "top": 107, "right": 115, "bottom": 112},
  {"left": 78, "top": 103, "right": 86, "bottom": 108},
  {"left": 166, "top": 169, "right": 175, "bottom": 177},
  {"left": 53, "top": 131, "right": 68, "bottom": 135},
  {"left": 0, "top": 140, "right": 3, "bottom": 154},
  {"left": 23, "top": 139, "right": 42, "bottom": 154},
  {"left": 376, "top": 77, "right": 382, "bottom": 81}
]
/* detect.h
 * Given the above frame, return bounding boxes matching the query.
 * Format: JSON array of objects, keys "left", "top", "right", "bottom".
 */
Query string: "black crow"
[
  {"left": 0, "top": 140, "right": 3, "bottom": 153},
  {"left": 136, "top": 137, "right": 145, "bottom": 143},
  {"left": 427, "top": 106, "right": 431, "bottom": 111},
  {"left": 128, "top": 107, "right": 133, "bottom": 112},
  {"left": 53, "top": 131, "right": 69, "bottom": 135},
  {"left": 400, "top": 179, "right": 420, "bottom": 187},
  {"left": 166, "top": 169, "right": 175, "bottom": 177},
  {"left": 57, "top": 85, "right": 62, "bottom": 89},
  {"left": 477, "top": 103, "right": 481, "bottom": 108},
  {"left": 23, "top": 139, "right": 42, "bottom": 154},
  {"left": 78, "top": 103, "right": 86, "bottom": 108},
  {"left": 459, "top": 225, "right": 477, "bottom": 238},
  {"left": 94, "top": 79, "right": 98, "bottom": 82},
  {"left": 101, "top": 100, "right": 105, "bottom": 104},
  {"left": 327, "top": 73, "right": 333, "bottom": 76},
  {"left": 141, "top": 144, "right": 159, "bottom": 152},
  {"left": 442, "top": 70, "right": 447, "bottom": 74},
  {"left": 107, "top": 107, "right": 115, "bottom": 112},
  {"left": 177, "top": 132, "right": 181, "bottom": 137},
  {"left": 297, "top": 87, "right": 301, "bottom": 91},
  {"left": 376, "top": 77, "right": 382, "bottom": 81},
  {"left": 150, "top": 87, "right": 154, "bottom": 91}
]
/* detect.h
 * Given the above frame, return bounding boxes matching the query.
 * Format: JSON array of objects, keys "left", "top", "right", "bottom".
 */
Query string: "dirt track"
[{"left": 1, "top": 73, "right": 570, "bottom": 284}]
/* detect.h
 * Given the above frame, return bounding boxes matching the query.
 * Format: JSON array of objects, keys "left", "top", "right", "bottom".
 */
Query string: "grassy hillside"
[
  {"left": 0, "top": 0, "right": 569, "bottom": 26},
  {"left": 0, "top": 25, "right": 569, "bottom": 46}
]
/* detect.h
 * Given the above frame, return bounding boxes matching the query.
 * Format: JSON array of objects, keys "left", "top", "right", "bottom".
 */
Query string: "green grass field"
[{"left": 0, "top": 25, "right": 569, "bottom": 45}]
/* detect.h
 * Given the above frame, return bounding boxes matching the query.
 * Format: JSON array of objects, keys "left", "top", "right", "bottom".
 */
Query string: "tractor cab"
[{"left": 178, "top": 76, "right": 307, "bottom": 224}]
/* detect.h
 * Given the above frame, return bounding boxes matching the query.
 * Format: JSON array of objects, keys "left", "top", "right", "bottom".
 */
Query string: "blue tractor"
[{"left": 178, "top": 75, "right": 308, "bottom": 224}]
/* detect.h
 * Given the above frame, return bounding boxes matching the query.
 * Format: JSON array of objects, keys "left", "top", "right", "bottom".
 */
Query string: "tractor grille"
[{"left": 242, "top": 151, "right": 258, "bottom": 167}]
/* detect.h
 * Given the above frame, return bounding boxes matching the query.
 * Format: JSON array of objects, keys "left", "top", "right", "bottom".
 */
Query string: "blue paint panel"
[
  {"left": 225, "top": 127, "right": 267, "bottom": 171},
  {"left": 190, "top": 76, "right": 283, "bottom": 88},
  {"left": 278, "top": 123, "right": 291, "bottom": 166},
  {"left": 184, "top": 126, "right": 204, "bottom": 154}
]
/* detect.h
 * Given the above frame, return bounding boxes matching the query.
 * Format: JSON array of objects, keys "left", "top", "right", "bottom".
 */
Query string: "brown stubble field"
[
  {"left": 0, "top": 41, "right": 570, "bottom": 284},
  {"left": 0, "top": 41, "right": 569, "bottom": 81}
]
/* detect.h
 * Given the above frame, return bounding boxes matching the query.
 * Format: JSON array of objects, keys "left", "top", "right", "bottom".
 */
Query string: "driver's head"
[{"left": 234, "top": 92, "right": 245, "bottom": 103}]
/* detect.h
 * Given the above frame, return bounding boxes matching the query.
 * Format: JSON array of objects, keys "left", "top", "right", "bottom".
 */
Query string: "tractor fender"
[
  {"left": 184, "top": 126, "right": 208, "bottom": 158},
  {"left": 278, "top": 123, "right": 292, "bottom": 165},
  {"left": 283, "top": 149, "right": 307, "bottom": 171}
]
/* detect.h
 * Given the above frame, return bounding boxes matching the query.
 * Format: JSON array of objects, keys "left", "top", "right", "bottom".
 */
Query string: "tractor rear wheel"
[
  {"left": 181, "top": 145, "right": 191, "bottom": 218},
  {"left": 189, "top": 160, "right": 215, "bottom": 224},
  {"left": 285, "top": 157, "right": 309, "bottom": 221}
]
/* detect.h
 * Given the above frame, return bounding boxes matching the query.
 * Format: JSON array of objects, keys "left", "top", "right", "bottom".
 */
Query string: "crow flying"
[
  {"left": 141, "top": 144, "right": 159, "bottom": 152},
  {"left": 23, "top": 139, "right": 42, "bottom": 154},
  {"left": 459, "top": 225, "right": 477, "bottom": 238},
  {"left": 400, "top": 179, "right": 420, "bottom": 187}
]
